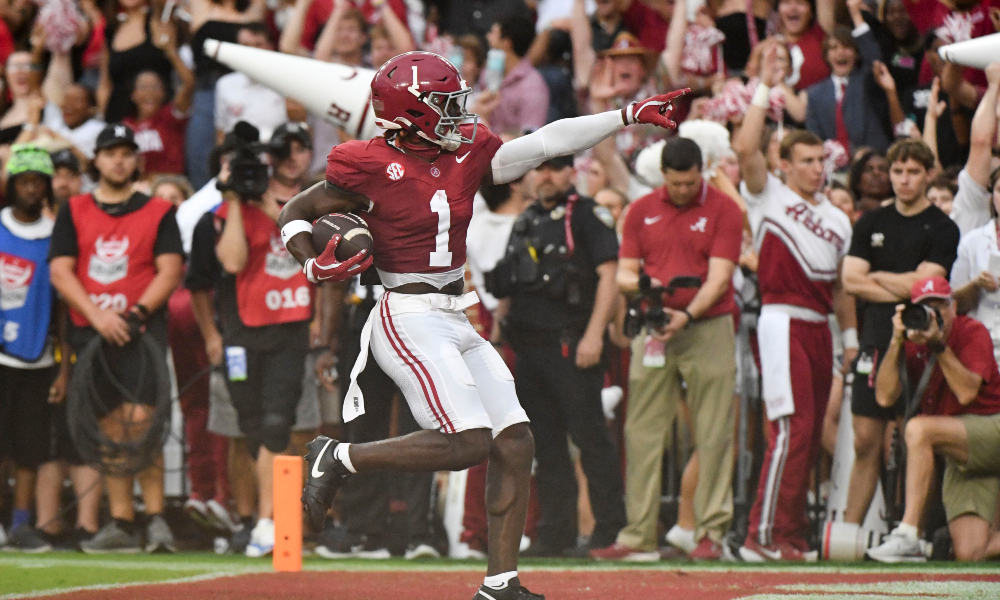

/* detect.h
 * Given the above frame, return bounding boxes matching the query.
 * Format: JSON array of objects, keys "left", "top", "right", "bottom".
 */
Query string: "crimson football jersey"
[{"left": 325, "top": 123, "right": 503, "bottom": 274}]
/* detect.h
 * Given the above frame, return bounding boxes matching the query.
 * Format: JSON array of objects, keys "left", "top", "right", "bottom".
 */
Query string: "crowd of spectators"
[{"left": 2, "top": 0, "right": 1000, "bottom": 564}]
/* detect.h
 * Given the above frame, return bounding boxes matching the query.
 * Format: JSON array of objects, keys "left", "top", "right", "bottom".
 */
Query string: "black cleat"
[
  {"left": 472, "top": 577, "right": 545, "bottom": 600},
  {"left": 302, "top": 436, "right": 351, "bottom": 532}
]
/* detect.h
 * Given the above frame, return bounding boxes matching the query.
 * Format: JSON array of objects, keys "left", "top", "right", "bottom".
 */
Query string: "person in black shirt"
[
  {"left": 185, "top": 148, "right": 314, "bottom": 558},
  {"left": 48, "top": 124, "right": 184, "bottom": 554},
  {"left": 841, "top": 139, "right": 959, "bottom": 526},
  {"left": 488, "top": 155, "right": 626, "bottom": 557}
]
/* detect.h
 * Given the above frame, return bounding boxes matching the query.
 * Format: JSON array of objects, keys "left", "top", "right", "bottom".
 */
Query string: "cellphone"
[{"left": 989, "top": 254, "right": 1000, "bottom": 276}]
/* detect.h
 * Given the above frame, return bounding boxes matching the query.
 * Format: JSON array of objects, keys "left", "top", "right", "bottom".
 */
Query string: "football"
[{"left": 312, "top": 213, "right": 374, "bottom": 262}]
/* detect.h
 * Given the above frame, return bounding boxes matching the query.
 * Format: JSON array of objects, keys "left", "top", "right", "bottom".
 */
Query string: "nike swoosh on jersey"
[
  {"left": 456, "top": 151, "right": 472, "bottom": 163},
  {"left": 311, "top": 438, "right": 335, "bottom": 478},
  {"left": 644, "top": 215, "right": 663, "bottom": 225}
]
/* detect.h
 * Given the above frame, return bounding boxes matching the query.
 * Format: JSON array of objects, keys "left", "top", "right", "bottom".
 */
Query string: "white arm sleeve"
[
  {"left": 490, "top": 110, "right": 625, "bottom": 184},
  {"left": 950, "top": 168, "right": 992, "bottom": 237}
]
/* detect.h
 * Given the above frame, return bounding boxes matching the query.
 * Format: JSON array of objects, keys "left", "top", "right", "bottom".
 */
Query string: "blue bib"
[{"left": 0, "top": 216, "right": 53, "bottom": 362}]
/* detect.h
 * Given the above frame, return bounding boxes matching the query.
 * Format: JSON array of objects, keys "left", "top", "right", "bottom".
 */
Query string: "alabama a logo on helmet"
[
  {"left": 0, "top": 253, "right": 34, "bottom": 311},
  {"left": 88, "top": 236, "right": 130, "bottom": 285}
]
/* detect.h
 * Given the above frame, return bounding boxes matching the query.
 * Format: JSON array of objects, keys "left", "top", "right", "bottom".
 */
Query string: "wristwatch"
[{"left": 929, "top": 341, "right": 947, "bottom": 354}]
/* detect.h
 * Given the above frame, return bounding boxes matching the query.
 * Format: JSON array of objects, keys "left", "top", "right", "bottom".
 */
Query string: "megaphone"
[
  {"left": 203, "top": 39, "right": 378, "bottom": 140},
  {"left": 938, "top": 32, "right": 1000, "bottom": 70}
]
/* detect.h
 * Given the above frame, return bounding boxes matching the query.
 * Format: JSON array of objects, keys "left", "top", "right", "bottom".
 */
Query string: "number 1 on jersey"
[{"left": 429, "top": 190, "right": 452, "bottom": 267}]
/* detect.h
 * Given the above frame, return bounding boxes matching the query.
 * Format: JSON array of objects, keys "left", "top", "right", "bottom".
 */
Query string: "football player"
[{"left": 279, "top": 51, "right": 687, "bottom": 600}]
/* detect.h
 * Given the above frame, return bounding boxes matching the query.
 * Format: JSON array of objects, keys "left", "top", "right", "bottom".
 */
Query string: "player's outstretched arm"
[
  {"left": 490, "top": 89, "right": 690, "bottom": 184},
  {"left": 278, "top": 180, "right": 370, "bottom": 266}
]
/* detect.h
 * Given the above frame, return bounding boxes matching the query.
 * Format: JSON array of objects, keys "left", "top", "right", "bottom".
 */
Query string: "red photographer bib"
[
  {"left": 215, "top": 202, "right": 313, "bottom": 327},
  {"left": 68, "top": 193, "right": 172, "bottom": 327}
]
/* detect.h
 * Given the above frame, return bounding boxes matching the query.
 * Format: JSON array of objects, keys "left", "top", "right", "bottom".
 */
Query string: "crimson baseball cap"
[{"left": 911, "top": 276, "right": 952, "bottom": 303}]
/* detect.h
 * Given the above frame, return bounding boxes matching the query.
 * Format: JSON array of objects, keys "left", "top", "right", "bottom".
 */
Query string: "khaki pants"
[{"left": 617, "top": 315, "right": 737, "bottom": 550}]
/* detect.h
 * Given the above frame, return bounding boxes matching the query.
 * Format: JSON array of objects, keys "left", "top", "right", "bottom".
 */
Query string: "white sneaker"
[
  {"left": 184, "top": 499, "right": 213, "bottom": 530},
  {"left": 866, "top": 528, "right": 926, "bottom": 563},
  {"left": 405, "top": 543, "right": 441, "bottom": 560},
  {"left": 0, "top": 523, "right": 7, "bottom": 547},
  {"left": 245, "top": 519, "right": 275, "bottom": 558},
  {"left": 206, "top": 499, "right": 240, "bottom": 532},
  {"left": 665, "top": 525, "right": 697, "bottom": 554}
]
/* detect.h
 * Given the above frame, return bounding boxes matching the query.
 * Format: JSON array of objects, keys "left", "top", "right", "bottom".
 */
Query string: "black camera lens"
[{"left": 901, "top": 303, "right": 934, "bottom": 330}]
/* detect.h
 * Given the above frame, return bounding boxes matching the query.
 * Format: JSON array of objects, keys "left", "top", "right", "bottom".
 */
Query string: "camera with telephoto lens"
[
  {"left": 623, "top": 273, "right": 701, "bottom": 338},
  {"left": 900, "top": 303, "right": 943, "bottom": 331},
  {"left": 216, "top": 121, "right": 271, "bottom": 200}
]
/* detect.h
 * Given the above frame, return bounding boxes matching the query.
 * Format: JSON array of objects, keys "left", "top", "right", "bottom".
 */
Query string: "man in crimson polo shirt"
[
  {"left": 868, "top": 276, "right": 1000, "bottom": 562},
  {"left": 48, "top": 123, "right": 184, "bottom": 553},
  {"left": 591, "top": 137, "right": 743, "bottom": 561}
]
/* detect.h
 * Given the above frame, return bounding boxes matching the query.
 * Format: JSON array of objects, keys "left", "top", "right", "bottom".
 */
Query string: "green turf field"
[{"left": 2, "top": 553, "right": 999, "bottom": 599}]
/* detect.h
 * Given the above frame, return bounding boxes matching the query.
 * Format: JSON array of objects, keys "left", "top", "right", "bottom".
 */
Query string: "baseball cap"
[
  {"left": 95, "top": 123, "right": 138, "bottom": 152},
  {"left": 535, "top": 154, "right": 575, "bottom": 170},
  {"left": 911, "top": 276, "right": 952, "bottom": 303},
  {"left": 601, "top": 32, "right": 653, "bottom": 58},
  {"left": 271, "top": 121, "right": 312, "bottom": 151},
  {"left": 50, "top": 148, "right": 81, "bottom": 173},
  {"left": 7, "top": 144, "right": 54, "bottom": 178}
]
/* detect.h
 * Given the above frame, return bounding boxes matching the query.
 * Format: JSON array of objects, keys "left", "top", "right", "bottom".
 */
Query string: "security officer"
[{"left": 487, "top": 154, "right": 626, "bottom": 557}]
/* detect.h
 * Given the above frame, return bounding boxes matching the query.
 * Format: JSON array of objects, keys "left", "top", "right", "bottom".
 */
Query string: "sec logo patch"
[{"left": 386, "top": 163, "right": 405, "bottom": 181}]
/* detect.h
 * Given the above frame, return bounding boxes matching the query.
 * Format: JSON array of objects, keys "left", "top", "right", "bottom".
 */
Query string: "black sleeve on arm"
[
  {"left": 154, "top": 207, "right": 185, "bottom": 256},
  {"left": 185, "top": 212, "right": 222, "bottom": 291},
  {"left": 47, "top": 201, "right": 79, "bottom": 260},
  {"left": 848, "top": 212, "right": 874, "bottom": 262},
  {"left": 924, "top": 214, "right": 961, "bottom": 277},
  {"left": 576, "top": 201, "right": 620, "bottom": 266}
]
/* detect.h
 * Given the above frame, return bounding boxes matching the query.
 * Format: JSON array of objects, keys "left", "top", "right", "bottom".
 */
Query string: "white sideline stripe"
[
  {"left": 778, "top": 582, "right": 1000, "bottom": 593},
  {"left": 0, "top": 571, "right": 256, "bottom": 599},
  {"left": 737, "top": 581, "right": 1000, "bottom": 600},
  {"left": 0, "top": 556, "right": 269, "bottom": 571}
]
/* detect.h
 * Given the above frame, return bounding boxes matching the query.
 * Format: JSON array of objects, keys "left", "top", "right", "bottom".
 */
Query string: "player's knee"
[
  {"left": 261, "top": 413, "right": 292, "bottom": 454},
  {"left": 450, "top": 429, "right": 492, "bottom": 469},
  {"left": 493, "top": 422, "right": 534, "bottom": 469}
]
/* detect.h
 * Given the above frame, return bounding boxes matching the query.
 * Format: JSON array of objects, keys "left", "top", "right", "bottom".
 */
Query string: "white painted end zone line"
[{"left": 0, "top": 571, "right": 258, "bottom": 600}]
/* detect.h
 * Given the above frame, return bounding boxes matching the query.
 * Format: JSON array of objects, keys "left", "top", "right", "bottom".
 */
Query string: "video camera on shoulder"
[
  {"left": 623, "top": 273, "right": 701, "bottom": 338},
  {"left": 900, "top": 302, "right": 943, "bottom": 332},
  {"left": 216, "top": 121, "right": 271, "bottom": 200}
]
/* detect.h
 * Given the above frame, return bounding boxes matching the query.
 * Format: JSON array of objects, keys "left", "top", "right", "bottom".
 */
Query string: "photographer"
[
  {"left": 867, "top": 277, "right": 1000, "bottom": 562},
  {"left": 488, "top": 155, "right": 626, "bottom": 557},
  {"left": 48, "top": 124, "right": 184, "bottom": 553},
  {"left": 186, "top": 123, "right": 315, "bottom": 558},
  {"left": 591, "top": 137, "right": 743, "bottom": 561}
]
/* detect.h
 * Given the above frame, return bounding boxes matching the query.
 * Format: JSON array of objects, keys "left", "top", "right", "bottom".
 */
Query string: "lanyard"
[{"left": 564, "top": 194, "right": 579, "bottom": 258}]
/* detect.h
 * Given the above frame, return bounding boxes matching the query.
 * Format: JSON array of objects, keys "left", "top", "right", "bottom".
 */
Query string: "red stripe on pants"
[
  {"left": 746, "top": 318, "right": 832, "bottom": 549},
  {"left": 379, "top": 294, "right": 454, "bottom": 433}
]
